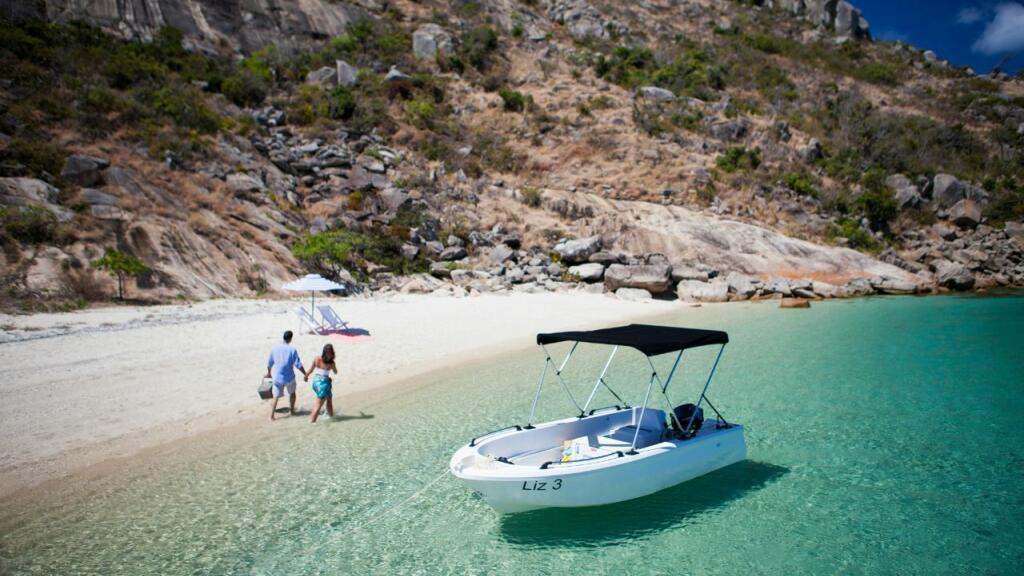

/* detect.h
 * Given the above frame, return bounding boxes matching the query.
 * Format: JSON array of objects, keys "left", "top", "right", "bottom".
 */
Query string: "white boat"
[{"left": 450, "top": 324, "right": 746, "bottom": 513}]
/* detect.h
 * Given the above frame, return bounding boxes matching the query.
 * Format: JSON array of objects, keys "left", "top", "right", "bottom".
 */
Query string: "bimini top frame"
[{"left": 527, "top": 324, "right": 731, "bottom": 456}]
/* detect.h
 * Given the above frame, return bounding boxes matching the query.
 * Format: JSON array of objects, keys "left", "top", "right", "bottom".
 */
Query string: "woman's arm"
[{"left": 330, "top": 362, "right": 338, "bottom": 374}]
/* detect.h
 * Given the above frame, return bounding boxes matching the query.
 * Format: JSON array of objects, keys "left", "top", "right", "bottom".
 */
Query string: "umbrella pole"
[{"left": 311, "top": 291, "right": 315, "bottom": 326}]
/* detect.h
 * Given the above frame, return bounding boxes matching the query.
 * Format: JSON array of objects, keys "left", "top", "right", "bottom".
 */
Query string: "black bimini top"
[{"left": 536, "top": 324, "right": 728, "bottom": 357}]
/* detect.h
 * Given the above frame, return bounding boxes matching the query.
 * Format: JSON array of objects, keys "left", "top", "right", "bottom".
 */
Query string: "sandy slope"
[{"left": 0, "top": 292, "right": 680, "bottom": 496}]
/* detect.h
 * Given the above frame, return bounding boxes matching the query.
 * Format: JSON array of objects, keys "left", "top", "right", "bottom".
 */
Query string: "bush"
[
  {"left": 826, "top": 217, "right": 879, "bottom": 252},
  {"left": 982, "top": 177, "right": 1024, "bottom": 226},
  {"left": 403, "top": 98, "right": 438, "bottom": 129},
  {"left": 459, "top": 26, "right": 499, "bottom": 71},
  {"left": 0, "top": 139, "right": 67, "bottom": 179},
  {"left": 856, "top": 173, "right": 898, "bottom": 231},
  {"left": 328, "top": 86, "right": 358, "bottom": 120},
  {"left": 0, "top": 206, "right": 59, "bottom": 244},
  {"left": 91, "top": 248, "right": 149, "bottom": 300},
  {"left": 145, "top": 85, "right": 222, "bottom": 133},
  {"left": 716, "top": 146, "right": 761, "bottom": 173},
  {"left": 854, "top": 62, "right": 900, "bottom": 86},
  {"left": 221, "top": 70, "right": 269, "bottom": 107},
  {"left": 292, "top": 228, "right": 425, "bottom": 280},
  {"left": 105, "top": 49, "right": 163, "bottom": 89},
  {"left": 782, "top": 172, "right": 818, "bottom": 197},
  {"left": 520, "top": 186, "right": 542, "bottom": 207},
  {"left": 498, "top": 88, "right": 528, "bottom": 112}
]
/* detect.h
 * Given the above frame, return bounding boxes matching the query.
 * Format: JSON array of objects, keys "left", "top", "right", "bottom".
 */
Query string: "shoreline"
[{"left": 0, "top": 292, "right": 685, "bottom": 498}]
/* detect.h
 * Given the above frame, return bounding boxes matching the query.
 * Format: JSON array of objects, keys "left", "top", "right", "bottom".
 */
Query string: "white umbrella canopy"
[{"left": 282, "top": 274, "right": 346, "bottom": 318}]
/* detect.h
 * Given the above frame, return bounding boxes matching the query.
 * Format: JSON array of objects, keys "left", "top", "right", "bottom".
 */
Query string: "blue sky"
[{"left": 856, "top": 0, "right": 1024, "bottom": 73}]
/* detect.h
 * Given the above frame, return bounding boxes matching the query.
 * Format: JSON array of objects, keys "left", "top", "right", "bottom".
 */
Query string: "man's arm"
[{"left": 266, "top": 351, "right": 274, "bottom": 379}]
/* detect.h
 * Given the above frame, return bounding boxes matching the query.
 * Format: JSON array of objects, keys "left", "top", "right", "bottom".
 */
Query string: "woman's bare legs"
[
  {"left": 326, "top": 397, "right": 334, "bottom": 418},
  {"left": 311, "top": 398, "right": 325, "bottom": 423}
]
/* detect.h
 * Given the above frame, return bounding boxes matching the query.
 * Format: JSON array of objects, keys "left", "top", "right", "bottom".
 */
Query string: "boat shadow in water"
[{"left": 496, "top": 460, "right": 788, "bottom": 548}]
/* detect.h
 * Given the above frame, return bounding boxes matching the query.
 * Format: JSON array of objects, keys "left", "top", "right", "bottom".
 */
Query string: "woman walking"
[{"left": 308, "top": 344, "right": 338, "bottom": 423}]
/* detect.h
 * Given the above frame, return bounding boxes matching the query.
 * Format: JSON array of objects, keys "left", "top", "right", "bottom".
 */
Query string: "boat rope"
[{"left": 350, "top": 468, "right": 450, "bottom": 531}]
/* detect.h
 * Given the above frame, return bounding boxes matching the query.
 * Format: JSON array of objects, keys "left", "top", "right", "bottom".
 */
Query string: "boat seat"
[{"left": 591, "top": 424, "right": 664, "bottom": 451}]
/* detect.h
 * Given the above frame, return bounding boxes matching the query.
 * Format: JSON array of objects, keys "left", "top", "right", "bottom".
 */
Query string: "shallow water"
[{"left": 2, "top": 294, "right": 1024, "bottom": 575}]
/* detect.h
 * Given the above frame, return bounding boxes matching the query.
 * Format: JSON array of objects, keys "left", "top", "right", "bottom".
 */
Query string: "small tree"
[{"left": 92, "top": 249, "right": 149, "bottom": 300}]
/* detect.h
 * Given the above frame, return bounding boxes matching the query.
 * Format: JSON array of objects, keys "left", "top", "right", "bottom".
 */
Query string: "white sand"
[{"left": 0, "top": 292, "right": 683, "bottom": 496}]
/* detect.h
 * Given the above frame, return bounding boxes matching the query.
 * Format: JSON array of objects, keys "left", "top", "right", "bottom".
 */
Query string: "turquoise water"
[{"left": 2, "top": 294, "right": 1024, "bottom": 575}]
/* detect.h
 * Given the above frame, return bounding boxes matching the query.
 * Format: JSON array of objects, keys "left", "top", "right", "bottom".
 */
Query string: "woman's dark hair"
[{"left": 321, "top": 343, "right": 335, "bottom": 364}]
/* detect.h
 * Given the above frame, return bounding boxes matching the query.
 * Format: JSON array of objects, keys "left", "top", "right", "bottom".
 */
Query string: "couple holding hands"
[{"left": 265, "top": 330, "right": 338, "bottom": 423}]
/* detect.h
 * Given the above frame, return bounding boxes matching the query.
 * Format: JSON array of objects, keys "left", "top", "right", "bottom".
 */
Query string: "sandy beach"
[{"left": 0, "top": 292, "right": 684, "bottom": 497}]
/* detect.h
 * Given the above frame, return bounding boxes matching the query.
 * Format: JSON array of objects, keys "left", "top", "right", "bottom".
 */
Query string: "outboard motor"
[{"left": 672, "top": 403, "right": 704, "bottom": 437}]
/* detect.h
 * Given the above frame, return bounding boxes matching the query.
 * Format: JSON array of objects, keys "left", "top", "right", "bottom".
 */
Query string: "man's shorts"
[{"left": 272, "top": 380, "right": 297, "bottom": 398}]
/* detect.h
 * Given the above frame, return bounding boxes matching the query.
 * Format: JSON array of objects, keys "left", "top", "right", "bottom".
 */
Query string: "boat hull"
[{"left": 451, "top": 424, "right": 747, "bottom": 513}]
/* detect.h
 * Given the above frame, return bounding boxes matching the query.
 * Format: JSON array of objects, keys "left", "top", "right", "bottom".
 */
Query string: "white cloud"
[
  {"left": 957, "top": 6, "right": 984, "bottom": 24},
  {"left": 973, "top": 3, "right": 1024, "bottom": 54}
]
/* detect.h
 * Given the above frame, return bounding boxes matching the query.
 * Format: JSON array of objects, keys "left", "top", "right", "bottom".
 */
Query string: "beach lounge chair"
[
  {"left": 294, "top": 307, "right": 325, "bottom": 335},
  {"left": 316, "top": 304, "right": 350, "bottom": 331}
]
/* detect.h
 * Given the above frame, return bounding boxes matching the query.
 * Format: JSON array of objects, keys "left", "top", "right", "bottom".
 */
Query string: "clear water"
[{"left": 2, "top": 294, "right": 1024, "bottom": 575}]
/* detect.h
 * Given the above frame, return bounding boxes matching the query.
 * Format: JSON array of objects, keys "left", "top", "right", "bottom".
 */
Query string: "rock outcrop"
[{"left": 1, "top": 0, "right": 353, "bottom": 54}]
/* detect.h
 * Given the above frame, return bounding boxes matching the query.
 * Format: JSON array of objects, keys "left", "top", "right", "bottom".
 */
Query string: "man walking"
[{"left": 265, "top": 330, "right": 307, "bottom": 420}]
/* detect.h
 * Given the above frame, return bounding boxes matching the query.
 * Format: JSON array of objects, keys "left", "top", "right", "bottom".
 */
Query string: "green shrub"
[
  {"left": 594, "top": 46, "right": 656, "bottom": 89},
  {"left": 854, "top": 62, "right": 900, "bottom": 86},
  {"left": 782, "top": 172, "right": 818, "bottom": 197},
  {"left": 0, "top": 206, "right": 59, "bottom": 244},
  {"left": 292, "top": 228, "right": 426, "bottom": 280},
  {"left": 221, "top": 70, "right": 269, "bottom": 107},
  {"left": 826, "top": 217, "right": 879, "bottom": 252},
  {"left": 716, "top": 146, "right": 761, "bottom": 173},
  {"left": 651, "top": 49, "right": 725, "bottom": 100},
  {"left": 0, "top": 139, "right": 67, "bottom": 179},
  {"left": 498, "top": 88, "right": 528, "bottom": 112},
  {"left": 982, "top": 177, "right": 1024, "bottom": 226},
  {"left": 145, "top": 85, "right": 222, "bottom": 132},
  {"left": 856, "top": 173, "right": 898, "bottom": 230},
  {"left": 328, "top": 86, "right": 358, "bottom": 120},
  {"left": 459, "top": 26, "right": 499, "bottom": 71},
  {"left": 104, "top": 49, "right": 163, "bottom": 89},
  {"left": 92, "top": 248, "right": 149, "bottom": 300},
  {"left": 403, "top": 98, "right": 438, "bottom": 128}
]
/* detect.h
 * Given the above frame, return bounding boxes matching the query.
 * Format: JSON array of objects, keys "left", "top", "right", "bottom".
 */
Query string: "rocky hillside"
[{"left": 0, "top": 0, "right": 1022, "bottom": 310}]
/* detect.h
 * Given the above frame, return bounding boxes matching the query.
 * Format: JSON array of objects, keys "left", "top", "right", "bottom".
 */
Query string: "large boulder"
[
  {"left": 60, "top": 154, "right": 109, "bottom": 187},
  {"left": 0, "top": 177, "right": 72, "bottom": 222},
  {"left": 0, "top": 177, "right": 59, "bottom": 205},
  {"left": 933, "top": 174, "right": 966, "bottom": 208},
  {"left": 336, "top": 60, "right": 357, "bottom": 87},
  {"left": 77, "top": 188, "right": 118, "bottom": 206},
  {"left": 438, "top": 246, "right": 467, "bottom": 261},
  {"left": 568, "top": 262, "right": 605, "bottom": 282},
  {"left": 638, "top": 86, "right": 676, "bottom": 101},
  {"left": 487, "top": 244, "right": 515, "bottom": 264},
  {"left": 306, "top": 66, "right": 337, "bottom": 84},
  {"left": 677, "top": 279, "right": 729, "bottom": 303},
  {"left": 949, "top": 199, "right": 981, "bottom": 229},
  {"left": 604, "top": 264, "right": 673, "bottom": 293},
  {"left": 616, "top": 287, "right": 653, "bottom": 301},
  {"left": 671, "top": 265, "right": 710, "bottom": 283},
  {"left": 934, "top": 260, "right": 975, "bottom": 291},
  {"left": 725, "top": 272, "right": 758, "bottom": 299},
  {"left": 871, "top": 275, "right": 918, "bottom": 295},
  {"left": 554, "top": 235, "right": 602, "bottom": 264},
  {"left": 834, "top": 1, "right": 870, "bottom": 39},
  {"left": 413, "top": 24, "right": 454, "bottom": 59},
  {"left": 226, "top": 173, "right": 265, "bottom": 195}
]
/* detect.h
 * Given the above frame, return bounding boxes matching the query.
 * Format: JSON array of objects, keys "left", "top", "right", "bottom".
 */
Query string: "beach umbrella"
[{"left": 282, "top": 273, "right": 346, "bottom": 318}]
